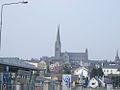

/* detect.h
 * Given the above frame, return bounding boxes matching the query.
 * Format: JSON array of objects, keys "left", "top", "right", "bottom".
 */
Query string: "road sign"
[{"left": 62, "top": 74, "right": 71, "bottom": 90}]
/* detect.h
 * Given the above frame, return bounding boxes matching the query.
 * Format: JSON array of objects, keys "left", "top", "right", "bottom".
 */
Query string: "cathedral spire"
[
  {"left": 56, "top": 24, "right": 61, "bottom": 44},
  {"left": 116, "top": 49, "right": 119, "bottom": 57},
  {"left": 85, "top": 48, "right": 88, "bottom": 60},
  {"left": 85, "top": 48, "right": 88, "bottom": 54},
  {"left": 115, "top": 49, "right": 120, "bottom": 62},
  {"left": 55, "top": 24, "right": 61, "bottom": 57}
]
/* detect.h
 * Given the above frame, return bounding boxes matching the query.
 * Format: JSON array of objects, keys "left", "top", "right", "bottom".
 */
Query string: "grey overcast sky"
[{"left": 0, "top": 0, "right": 120, "bottom": 60}]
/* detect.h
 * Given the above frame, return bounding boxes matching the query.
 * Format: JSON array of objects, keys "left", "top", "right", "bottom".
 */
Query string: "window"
[
  {"left": 104, "top": 70, "right": 105, "bottom": 72},
  {"left": 111, "top": 70, "right": 112, "bottom": 73},
  {"left": 107, "top": 70, "right": 109, "bottom": 72}
]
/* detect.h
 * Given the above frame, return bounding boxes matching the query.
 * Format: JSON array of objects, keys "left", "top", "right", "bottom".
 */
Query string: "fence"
[{"left": 0, "top": 84, "right": 32, "bottom": 90}]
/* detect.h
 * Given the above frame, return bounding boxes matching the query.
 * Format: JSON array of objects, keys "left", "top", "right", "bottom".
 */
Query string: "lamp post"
[
  {"left": 0, "top": 1, "right": 28, "bottom": 89},
  {"left": 0, "top": 1, "right": 28, "bottom": 53}
]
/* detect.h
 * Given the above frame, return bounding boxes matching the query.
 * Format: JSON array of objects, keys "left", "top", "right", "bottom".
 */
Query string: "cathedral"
[
  {"left": 115, "top": 50, "right": 120, "bottom": 63},
  {"left": 51, "top": 25, "right": 89, "bottom": 67}
]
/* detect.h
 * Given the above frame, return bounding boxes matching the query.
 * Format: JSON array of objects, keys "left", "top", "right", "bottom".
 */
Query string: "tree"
[
  {"left": 90, "top": 67, "right": 104, "bottom": 78},
  {"left": 47, "top": 65, "right": 50, "bottom": 73},
  {"left": 97, "top": 67, "right": 104, "bottom": 78},
  {"left": 84, "top": 77, "right": 88, "bottom": 87},
  {"left": 63, "top": 64, "right": 71, "bottom": 74},
  {"left": 90, "top": 67, "right": 97, "bottom": 78}
]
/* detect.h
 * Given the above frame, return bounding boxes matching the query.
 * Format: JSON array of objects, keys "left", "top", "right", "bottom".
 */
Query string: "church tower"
[
  {"left": 85, "top": 48, "right": 88, "bottom": 60},
  {"left": 115, "top": 49, "right": 120, "bottom": 62},
  {"left": 55, "top": 25, "right": 61, "bottom": 57}
]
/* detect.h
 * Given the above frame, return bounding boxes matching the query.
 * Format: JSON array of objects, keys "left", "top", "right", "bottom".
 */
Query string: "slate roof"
[
  {"left": 67, "top": 52, "right": 86, "bottom": 59},
  {"left": 89, "top": 60, "right": 107, "bottom": 64},
  {"left": 103, "top": 64, "right": 120, "bottom": 69},
  {"left": 0, "top": 57, "right": 38, "bottom": 70}
]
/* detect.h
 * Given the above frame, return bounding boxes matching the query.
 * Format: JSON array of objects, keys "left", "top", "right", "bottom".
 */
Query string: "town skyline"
[{"left": 0, "top": 0, "right": 120, "bottom": 60}]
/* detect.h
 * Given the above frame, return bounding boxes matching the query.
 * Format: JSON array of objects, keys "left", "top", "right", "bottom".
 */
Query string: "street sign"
[{"left": 62, "top": 74, "right": 71, "bottom": 90}]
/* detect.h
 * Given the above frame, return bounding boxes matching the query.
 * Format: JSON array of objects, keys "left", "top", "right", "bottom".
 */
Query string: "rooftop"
[{"left": 0, "top": 57, "right": 38, "bottom": 70}]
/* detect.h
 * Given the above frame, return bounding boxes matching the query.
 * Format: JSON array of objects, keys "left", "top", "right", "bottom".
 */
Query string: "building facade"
[{"left": 51, "top": 25, "right": 88, "bottom": 67}]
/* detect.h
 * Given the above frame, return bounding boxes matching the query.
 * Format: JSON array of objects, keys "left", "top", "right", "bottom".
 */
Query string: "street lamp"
[
  {"left": 0, "top": 1, "right": 28, "bottom": 52},
  {"left": 0, "top": 1, "right": 28, "bottom": 89}
]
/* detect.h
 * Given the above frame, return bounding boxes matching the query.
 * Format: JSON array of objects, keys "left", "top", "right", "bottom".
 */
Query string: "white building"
[
  {"left": 38, "top": 60, "right": 47, "bottom": 70},
  {"left": 26, "top": 61, "right": 38, "bottom": 67},
  {"left": 103, "top": 65, "right": 120, "bottom": 76},
  {"left": 89, "top": 77, "right": 99, "bottom": 88},
  {"left": 49, "top": 62, "right": 61, "bottom": 73},
  {"left": 74, "top": 66, "right": 88, "bottom": 78}
]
